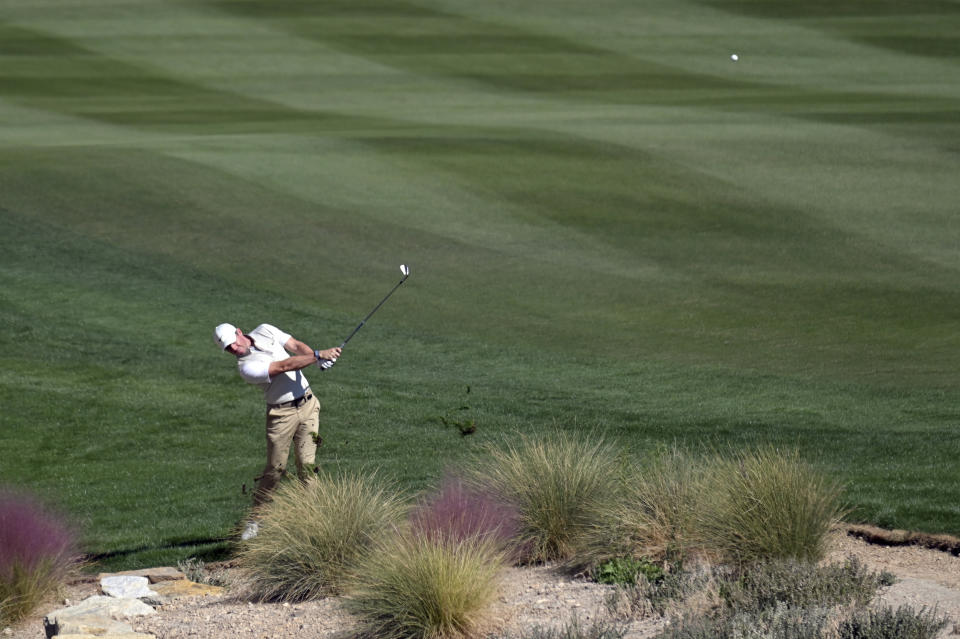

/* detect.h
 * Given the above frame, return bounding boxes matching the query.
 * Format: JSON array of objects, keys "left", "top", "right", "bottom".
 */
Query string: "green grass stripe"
[{"left": 0, "top": 0, "right": 958, "bottom": 569}]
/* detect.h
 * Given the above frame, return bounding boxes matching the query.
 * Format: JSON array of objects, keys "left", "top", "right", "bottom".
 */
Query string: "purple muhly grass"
[
  {"left": 0, "top": 488, "right": 77, "bottom": 581},
  {"left": 410, "top": 474, "right": 521, "bottom": 554}
]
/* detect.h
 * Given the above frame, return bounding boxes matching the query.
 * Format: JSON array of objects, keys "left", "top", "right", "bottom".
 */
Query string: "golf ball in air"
[{"left": 731, "top": 54, "right": 739, "bottom": 61}]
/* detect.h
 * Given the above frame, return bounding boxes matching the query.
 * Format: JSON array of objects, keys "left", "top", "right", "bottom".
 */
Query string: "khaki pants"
[{"left": 253, "top": 394, "right": 320, "bottom": 507}]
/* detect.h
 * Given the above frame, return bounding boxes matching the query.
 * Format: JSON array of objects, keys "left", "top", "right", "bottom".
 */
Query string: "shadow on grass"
[{"left": 83, "top": 537, "right": 233, "bottom": 572}]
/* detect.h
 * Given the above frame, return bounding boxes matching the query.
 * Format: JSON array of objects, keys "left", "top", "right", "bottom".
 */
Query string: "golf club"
[{"left": 317, "top": 264, "right": 411, "bottom": 370}]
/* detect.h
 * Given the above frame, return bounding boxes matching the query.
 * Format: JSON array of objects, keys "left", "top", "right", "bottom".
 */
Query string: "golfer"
[{"left": 214, "top": 322, "right": 341, "bottom": 539}]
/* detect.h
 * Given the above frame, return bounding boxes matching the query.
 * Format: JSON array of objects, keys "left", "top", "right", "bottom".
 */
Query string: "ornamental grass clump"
[
  {"left": 697, "top": 447, "right": 845, "bottom": 564},
  {"left": 410, "top": 473, "right": 521, "bottom": 555},
  {"left": 466, "top": 430, "right": 623, "bottom": 564},
  {"left": 618, "top": 448, "right": 704, "bottom": 563},
  {"left": 235, "top": 471, "right": 406, "bottom": 602},
  {"left": 346, "top": 531, "right": 506, "bottom": 639},
  {"left": 0, "top": 488, "right": 78, "bottom": 627},
  {"left": 575, "top": 447, "right": 705, "bottom": 575}
]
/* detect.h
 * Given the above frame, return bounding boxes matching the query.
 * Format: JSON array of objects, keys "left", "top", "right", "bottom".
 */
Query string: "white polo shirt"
[{"left": 237, "top": 324, "right": 310, "bottom": 405}]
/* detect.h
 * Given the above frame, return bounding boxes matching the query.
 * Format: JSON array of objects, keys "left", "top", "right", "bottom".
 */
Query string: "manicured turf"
[{"left": 1, "top": 0, "right": 958, "bottom": 569}]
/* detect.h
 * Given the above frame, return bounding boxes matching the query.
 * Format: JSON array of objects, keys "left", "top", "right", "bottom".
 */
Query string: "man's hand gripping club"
[
  {"left": 315, "top": 347, "right": 340, "bottom": 370},
  {"left": 315, "top": 264, "right": 411, "bottom": 372}
]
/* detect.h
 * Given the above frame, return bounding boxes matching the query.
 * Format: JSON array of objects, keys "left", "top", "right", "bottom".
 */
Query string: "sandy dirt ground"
[{"left": 6, "top": 531, "right": 960, "bottom": 639}]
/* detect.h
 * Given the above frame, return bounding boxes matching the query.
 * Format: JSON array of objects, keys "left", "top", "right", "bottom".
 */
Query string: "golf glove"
[{"left": 315, "top": 350, "right": 337, "bottom": 370}]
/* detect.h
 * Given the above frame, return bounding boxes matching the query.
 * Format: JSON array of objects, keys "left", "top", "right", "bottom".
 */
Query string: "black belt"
[{"left": 270, "top": 391, "right": 313, "bottom": 409}]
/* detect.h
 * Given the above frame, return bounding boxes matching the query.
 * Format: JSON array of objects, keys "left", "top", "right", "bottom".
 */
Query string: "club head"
[{"left": 400, "top": 264, "right": 410, "bottom": 278}]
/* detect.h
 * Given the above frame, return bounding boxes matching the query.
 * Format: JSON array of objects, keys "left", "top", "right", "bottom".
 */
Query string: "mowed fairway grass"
[{"left": 1, "top": 0, "right": 959, "bottom": 570}]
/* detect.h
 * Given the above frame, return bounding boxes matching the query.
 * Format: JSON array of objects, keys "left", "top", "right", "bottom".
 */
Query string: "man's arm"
[
  {"left": 286, "top": 336, "right": 340, "bottom": 361},
  {"left": 283, "top": 336, "right": 310, "bottom": 355},
  {"left": 267, "top": 337, "right": 341, "bottom": 377},
  {"left": 267, "top": 353, "right": 319, "bottom": 377}
]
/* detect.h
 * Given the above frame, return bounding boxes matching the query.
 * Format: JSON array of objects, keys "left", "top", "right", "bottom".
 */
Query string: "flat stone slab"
[
  {"left": 46, "top": 595, "right": 157, "bottom": 622},
  {"left": 44, "top": 612, "right": 135, "bottom": 638},
  {"left": 150, "top": 579, "right": 225, "bottom": 599},
  {"left": 56, "top": 634, "right": 155, "bottom": 639},
  {"left": 98, "top": 567, "right": 185, "bottom": 583},
  {"left": 101, "top": 575, "right": 159, "bottom": 600}
]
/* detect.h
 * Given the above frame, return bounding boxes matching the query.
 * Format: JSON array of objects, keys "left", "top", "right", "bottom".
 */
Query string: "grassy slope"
[{"left": 0, "top": 0, "right": 958, "bottom": 568}]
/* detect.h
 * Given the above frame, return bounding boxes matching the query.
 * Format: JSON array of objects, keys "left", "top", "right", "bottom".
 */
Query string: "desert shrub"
[
  {"left": 409, "top": 473, "right": 521, "bottom": 555},
  {"left": 501, "top": 615, "right": 627, "bottom": 639},
  {"left": 595, "top": 556, "right": 662, "bottom": 587},
  {"left": 346, "top": 531, "right": 505, "bottom": 639},
  {"left": 647, "top": 557, "right": 904, "bottom": 639},
  {"left": 656, "top": 603, "right": 832, "bottom": 639},
  {"left": 836, "top": 604, "right": 949, "bottom": 639},
  {"left": 176, "top": 557, "right": 230, "bottom": 587},
  {"left": 465, "top": 430, "right": 623, "bottom": 564},
  {"left": 720, "top": 556, "right": 890, "bottom": 613},
  {"left": 235, "top": 470, "right": 406, "bottom": 601},
  {"left": 0, "top": 488, "right": 78, "bottom": 626},
  {"left": 727, "top": 603, "right": 832, "bottom": 639},
  {"left": 697, "top": 447, "right": 845, "bottom": 564},
  {"left": 609, "top": 562, "right": 714, "bottom": 619},
  {"left": 614, "top": 555, "right": 893, "bottom": 626}
]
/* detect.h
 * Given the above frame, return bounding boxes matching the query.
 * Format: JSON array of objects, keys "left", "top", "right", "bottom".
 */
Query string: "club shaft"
[{"left": 340, "top": 275, "right": 408, "bottom": 347}]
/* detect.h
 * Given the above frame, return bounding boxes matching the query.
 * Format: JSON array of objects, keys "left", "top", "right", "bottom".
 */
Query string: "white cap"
[{"left": 214, "top": 323, "right": 238, "bottom": 350}]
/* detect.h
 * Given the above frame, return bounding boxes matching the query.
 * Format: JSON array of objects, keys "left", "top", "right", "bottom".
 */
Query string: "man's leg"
[
  {"left": 253, "top": 405, "right": 299, "bottom": 507},
  {"left": 293, "top": 395, "right": 321, "bottom": 481}
]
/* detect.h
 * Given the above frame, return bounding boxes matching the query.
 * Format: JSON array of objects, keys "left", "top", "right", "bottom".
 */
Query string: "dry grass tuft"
[
  {"left": 346, "top": 531, "right": 506, "bottom": 639},
  {"left": 465, "top": 430, "right": 623, "bottom": 564},
  {"left": 234, "top": 471, "right": 407, "bottom": 602}
]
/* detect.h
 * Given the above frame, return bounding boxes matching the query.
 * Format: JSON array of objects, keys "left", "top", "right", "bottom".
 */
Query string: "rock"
[
  {"left": 101, "top": 576, "right": 159, "bottom": 600},
  {"left": 138, "top": 593, "right": 166, "bottom": 608},
  {"left": 98, "top": 567, "right": 185, "bottom": 583},
  {"left": 46, "top": 595, "right": 156, "bottom": 622},
  {"left": 44, "top": 596, "right": 158, "bottom": 638},
  {"left": 55, "top": 634, "right": 155, "bottom": 638},
  {"left": 150, "top": 579, "right": 225, "bottom": 600},
  {"left": 43, "top": 612, "right": 135, "bottom": 638}
]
